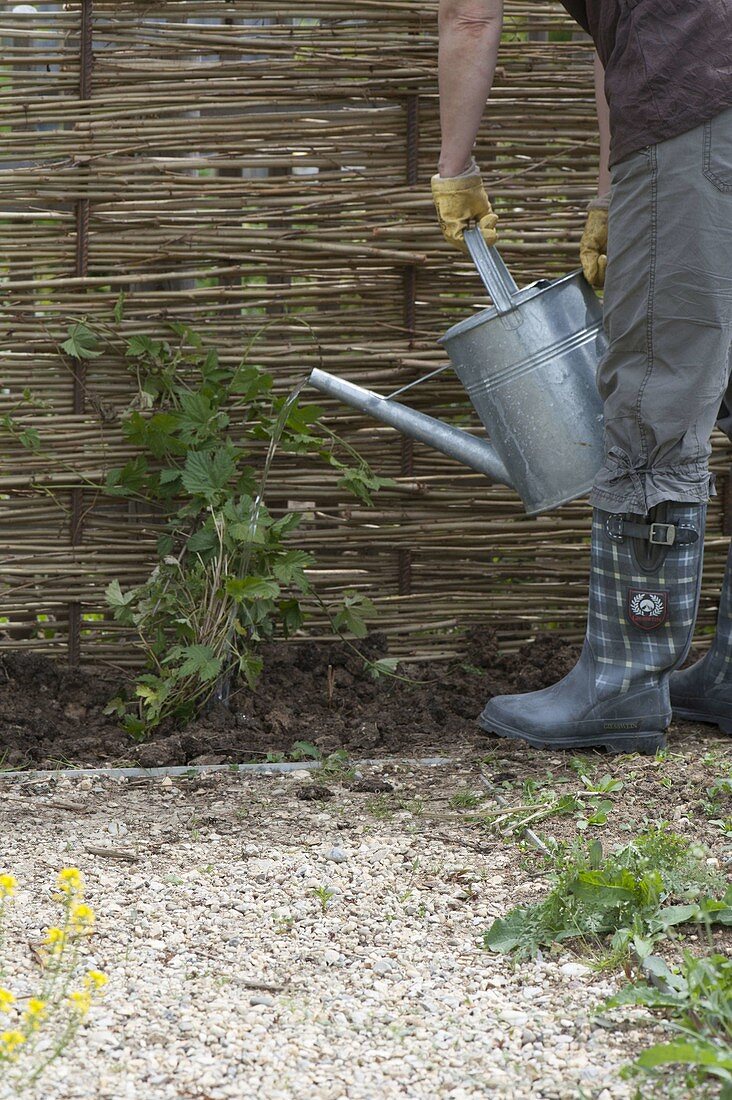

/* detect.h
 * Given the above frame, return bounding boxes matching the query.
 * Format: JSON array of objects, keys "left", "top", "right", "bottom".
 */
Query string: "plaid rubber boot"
[
  {"left": 478, "top": 503, "right": 706, "bottom": 754},
  {"left": 670, "top": 540, "right": 732, "bottom": 735}
]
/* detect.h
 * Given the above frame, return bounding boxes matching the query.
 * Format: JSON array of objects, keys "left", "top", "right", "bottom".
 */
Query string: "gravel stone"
[
  {"left": 0, "top": 757, "right": 692, "bottom": 1100},
  {"left": 560, "top": 963, "right": 593, "bottom": 979}
]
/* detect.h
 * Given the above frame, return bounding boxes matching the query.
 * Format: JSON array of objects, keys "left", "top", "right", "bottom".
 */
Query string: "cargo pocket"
[{"left": 703, "top": 109, "right": 732, "bottom": 193}]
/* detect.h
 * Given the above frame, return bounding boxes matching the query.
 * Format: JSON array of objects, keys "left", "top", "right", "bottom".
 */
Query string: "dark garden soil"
[{"left": 0, "top": 632, "right": 716, "bottom": 769}]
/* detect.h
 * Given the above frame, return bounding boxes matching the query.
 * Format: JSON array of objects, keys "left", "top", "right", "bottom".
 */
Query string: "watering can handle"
[{"left": 463, "top": 228, "right": 519, "bottom": 316}]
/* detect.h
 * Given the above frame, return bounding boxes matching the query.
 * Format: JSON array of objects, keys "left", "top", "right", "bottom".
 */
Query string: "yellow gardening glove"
[
  {"left": 431, "top": 158, "right": 498, "bottom": 254},
  {"left": 580, "top": 193, "right": 610, "bottom": 288}
]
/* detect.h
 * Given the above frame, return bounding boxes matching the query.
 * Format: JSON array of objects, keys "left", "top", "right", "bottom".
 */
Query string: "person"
[{"left": 431, "top": 0, "right": 732, "bottom": 750}]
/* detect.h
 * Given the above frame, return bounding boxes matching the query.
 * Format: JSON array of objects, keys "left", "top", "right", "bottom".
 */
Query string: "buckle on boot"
[{"left": 649, "top": 522, "right": 676, "bottom": 546}]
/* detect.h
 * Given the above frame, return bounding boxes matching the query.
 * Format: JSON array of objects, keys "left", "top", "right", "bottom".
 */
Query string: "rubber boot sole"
[
  {"left": 672, "top": 706, "right": 732, "bottom": 736},
  {"left": 477, "top": 711, "right": 666, "bottom": 755}
]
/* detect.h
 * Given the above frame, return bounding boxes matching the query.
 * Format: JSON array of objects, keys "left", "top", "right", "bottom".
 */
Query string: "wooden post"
[
  {"left": 68, "top": 0, "right": 93, "bottom": 667},
  {"left": 398, "top": 93, "right": 420, "bottom": 598}
]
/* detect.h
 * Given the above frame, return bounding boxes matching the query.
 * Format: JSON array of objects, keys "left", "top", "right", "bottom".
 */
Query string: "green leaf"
[
  {"left": 648, "top": 903, "right": 702, "bottom": 933},
  {"left": 135, "top": 675, "right": 173, "bottom": 715},
  {"left": 177, "top": 392, "right": 229, "bottom": 443},
  {"left": 61, "top": 322, "right": 102, "bottom": 360},
  {"left": 104, "top": 456, "right": 149, "bottom": 497},
  {"left": 636, "top": 1041, "right": 732, "bottom": 1073},
  {"left": 271, "top": 512, "right": 303, "bottom": 538},
  {"left": 238, "top": 652, "right": 263, "bottom": 690},
  {"left": 165, "top": 644, "right": 222, "bottom": 683},
  {"left": 113, "top": 291, "right": 125, "bottom": 323},
  {"left": 105, "top": 579, "right": 136, "bottom": 609},
  {"left": 334, "top": 607, "right": 367, "bottom": 638},
  {"left": 337, "top": 466, "right": 395, "bottom": 506},
  {"left": 605, "top": 983, "right": 686, "bottom": 1012},
  {"left": 122, "top": 411, "right": 184, "bottom": 459},
  {"left": 290, "top": 740, "right": 321, "bottom": 761},
  {"left": 226, "top": 576, "right": 280, "bottom": 601},
  {"left": 588, "top": 840, "right": 603, "bottom": 868},
  {"left": 122, "top": 714, "right": 149, "bottom": 741},
  {"left": 229, "top": 363, "right": 273, "bottom": 400},
  {"left": 103, "top": 696, "right": 128, "bottom": 718},
  {"left": 125, "top": 334, "right": 162, "bottom": 359},
  {"left": 168, "top": 321, "right": 202, "bottom": 348},
  {"left": 333, "top": 591, "right": 376, "bottom": 639},
  {"left": 17, "top": 427, "right": 41, "bottom": 452},
  {"left": 641, "top": 954, "right": 680, "bottom": 990},
  {"left": 181, "top": 448, "right": 236, "bottom": 501},
  {"left": 159, "top": 468, "right": 182, "bottom": 486},
  {"left": 484, "top": 909, "right": 531, "bottom": 954},
  {"left": 187, "top": 527, "right": 219, "bottom": 554},
  {"left": 279, "top": 598, "right": 304, "bottom": 637},
  {"left": 369, "top": 657, "right": 400, "bottom": 679},
  {"left": 273, "top": 549, "right": 313, "bottom": 590}
]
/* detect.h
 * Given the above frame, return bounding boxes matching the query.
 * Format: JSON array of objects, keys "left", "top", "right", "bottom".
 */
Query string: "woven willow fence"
[{"left": 0, "top": 2, "right": 729, "bottom": 667}]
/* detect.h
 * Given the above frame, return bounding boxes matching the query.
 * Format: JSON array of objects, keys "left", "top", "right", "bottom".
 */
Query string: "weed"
[
  {"left": 702, "top": 749, "right": 732, "bottom": 771},
  {"left": 575, "top": 798, "right": 615, "bottom": 832},
  {"left": 484, "top": 828, "right": 729, "bottom": 960},
  {"left": 320, "top": 749, "right": 354, "bottom": 782},
  {"left": 364, "top": 795, "right": 393, "bottom": 820},
  {"left": 579, "top": 772, "right": 624, "bottom": 795},
  {"left": 0, "top": 869, "right": 107, "bottom": 1092},
  {"left": 701, "top": 777, "right": 732, "bottom": 818},
  {"left": 449, "top": 790, "right": 485, "bottom": 810},
  {"left": 312, "top": 886, "right": 336, "bottom": 914},
  {"left": 397, "top": 797, "right": 425, "bottom": 818},
  {"left": 288, "top": 740, "right": 321, "bottom": 762},
  {"left": 606, "top": 951, "right": 732, "bottom": 1097},
  {"left": 264, "top": 751, "right": 286, "bottom": 764},
  {"left": 271, "top": 743, "right": 354, "bottom": 781}
]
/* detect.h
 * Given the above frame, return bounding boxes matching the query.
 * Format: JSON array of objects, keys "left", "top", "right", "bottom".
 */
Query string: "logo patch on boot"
[{"left": 627, "top": 588, "right": 669, "bottom": 632}]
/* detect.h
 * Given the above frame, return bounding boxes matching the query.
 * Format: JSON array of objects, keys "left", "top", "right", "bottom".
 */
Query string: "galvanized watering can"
[{"left": 309, "top": 227, "right": 607, "bottom": 515}]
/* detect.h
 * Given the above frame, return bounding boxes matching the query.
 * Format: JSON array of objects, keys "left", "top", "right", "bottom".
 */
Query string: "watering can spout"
[{"left": 308, "top": 368, "right": 513, "bottom": 487}]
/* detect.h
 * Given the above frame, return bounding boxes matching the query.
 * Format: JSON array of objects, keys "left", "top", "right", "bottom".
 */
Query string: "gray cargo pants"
[{"left": 590, "top": 104, "right": 732, "bottom": 514}]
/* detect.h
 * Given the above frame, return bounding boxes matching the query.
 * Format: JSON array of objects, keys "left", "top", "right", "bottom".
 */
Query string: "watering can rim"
[{"left": 436, "top": 266, "right": 591, "bottom": 346}]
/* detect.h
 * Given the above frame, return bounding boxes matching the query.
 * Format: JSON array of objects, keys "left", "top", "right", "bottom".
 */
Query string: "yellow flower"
[
  {"left": 57, "top": 868, "right": 83, "bottom": 897},
  {"left": 84, "top": 970, "right": 108, "bottom": 991},
  {"left": 43, "top": 926, "right": 66, "bottom": 954},
  {"left": 70, "top": 903, "right": 95, "bottom": 929},
  {"left": 0, "top": 989, "right": 15, "bottom": 1013},
  {"left": 0, "top": 874, "right": 17, "bottom": 899},
  {"left": 67, "top": 990, "right": 91, "bottom": 1018},
  {"left": 0, "top": 1029, "right": 26, "bottom": 1055},
  {"left": 22, "top": 999, "right": 46, "bottom": 1032}
]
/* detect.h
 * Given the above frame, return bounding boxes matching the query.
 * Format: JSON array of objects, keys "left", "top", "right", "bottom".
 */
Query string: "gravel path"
[{"left": 0, "top": 750, "right": 725, "bottom": 1100}]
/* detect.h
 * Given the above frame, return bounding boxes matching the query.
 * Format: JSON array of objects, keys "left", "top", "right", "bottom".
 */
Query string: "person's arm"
[
  {"left": 593, "top": 51, "right": 611, "bottom": 196},
  {"left": 580, "top": 50, "right": 611, "bottom": 287},
  {"left": 437, "top": 0, "right": 504, "bottom": 177}
]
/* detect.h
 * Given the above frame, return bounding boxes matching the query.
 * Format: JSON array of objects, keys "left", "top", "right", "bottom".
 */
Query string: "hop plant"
[{"left": 0, "top": 867, "right": 107, "bottom": 1093}]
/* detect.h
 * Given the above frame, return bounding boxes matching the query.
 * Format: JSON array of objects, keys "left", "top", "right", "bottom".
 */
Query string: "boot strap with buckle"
[{"left": 606, "top": 516, "right": 699, "bottom": 546}]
